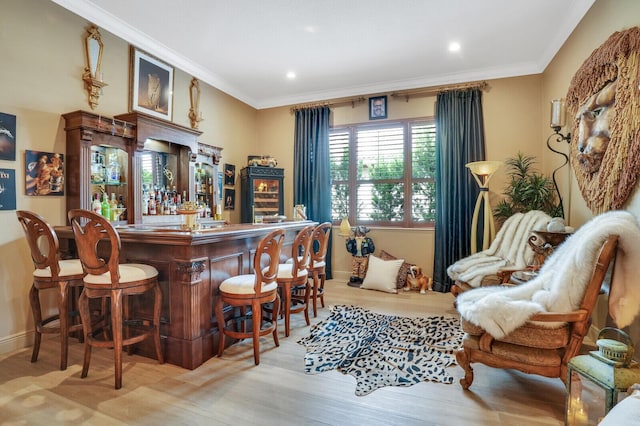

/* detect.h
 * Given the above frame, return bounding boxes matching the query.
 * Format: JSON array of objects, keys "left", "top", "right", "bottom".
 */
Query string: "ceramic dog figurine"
[{"left": 404, "top": 265, "right": 433, "bottom": 294}]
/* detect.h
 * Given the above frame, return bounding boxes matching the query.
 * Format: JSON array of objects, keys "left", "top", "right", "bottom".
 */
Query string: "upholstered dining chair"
[
  {"left": 17, "top": 210, "right": 86, "bottom": 371},
  {"left": 308, "top": 222, "right": 331, "bottom": 318},
  {"left": 68, "top": 209, "right": 163, "bottom": 389},
  {"left": 455, "top": 234, "right": 619, "bottom": 390},
  {"left": 215, "top": 228, "right": 284, "bottom": 365},
  {"left": 276, "top": 224, "right": 315, "bottom": 337}
]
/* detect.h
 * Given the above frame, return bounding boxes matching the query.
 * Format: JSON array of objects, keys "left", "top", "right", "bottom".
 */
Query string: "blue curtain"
[
  {"left": 294, "top": 106, "right": 332, "bottom": 278},
  {"left": 433, "top": 89, "right": 486, "bottom": 292}
]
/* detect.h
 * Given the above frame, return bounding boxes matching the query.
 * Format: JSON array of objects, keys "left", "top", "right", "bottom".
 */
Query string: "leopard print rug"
[{"left": 298, "top": 305, "right": 464, "bottom": 396}]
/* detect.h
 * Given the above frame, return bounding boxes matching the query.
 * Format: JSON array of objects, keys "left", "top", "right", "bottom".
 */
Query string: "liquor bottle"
[
  {"left": 101, "top": 193, "right": 111, "bottom": 220},
  {"left": 118, "top": 195, "right": 127, "bottom": 221},
  {"left": 109, "top": 193, "right": 118, "bottom": 221},
  {"left": 107, "top": 153, "right": 120, "bottom": 184},
  {"left": 148, "top": 196, "right": 156, "bottom": 215},
  {"left": 92, "top": 193, "right": 101, "bottom": 215}
]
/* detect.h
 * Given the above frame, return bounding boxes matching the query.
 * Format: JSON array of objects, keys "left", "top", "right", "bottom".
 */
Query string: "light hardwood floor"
[{"left": 0, "top": 281, "right": 567, "bottom": 425}]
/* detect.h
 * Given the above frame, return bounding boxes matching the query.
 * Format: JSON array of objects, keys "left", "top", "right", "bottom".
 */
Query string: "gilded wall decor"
[{"left": 566, "top": 27, "right": 640, "bottom": 213}]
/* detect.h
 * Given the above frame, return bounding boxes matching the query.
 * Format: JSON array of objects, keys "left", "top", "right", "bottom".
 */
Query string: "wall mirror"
[
  {"left": 85, "top": 25, "right": 103, "bottom": 80},
  {"left": 82, "top": 24, "right": 107, "bottom": 109}
]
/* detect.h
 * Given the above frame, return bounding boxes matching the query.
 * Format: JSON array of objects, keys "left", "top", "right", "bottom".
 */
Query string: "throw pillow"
[
  {"left": 361, "top": 255, "right": 404, "bottom": 294},
  {"left": 379, "top": 250, "right": 414, "bottom": 289}
]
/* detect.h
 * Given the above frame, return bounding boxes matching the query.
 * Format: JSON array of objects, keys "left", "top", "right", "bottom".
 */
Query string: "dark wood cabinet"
[
  {"left": 63, "top": 110, "right": 222, "bottom": 225},
  {"left": 63, "top": 110, "right": 137, "bottom": 223},
  {"left": 240, "top": 166, "right": 284, "bottom": 223}
]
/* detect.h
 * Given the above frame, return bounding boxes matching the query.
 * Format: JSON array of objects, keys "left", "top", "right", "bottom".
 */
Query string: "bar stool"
[
  {"left": 215, "top": 228, "right": 284, "bottom": 365},
  {"left": 68, "top": 209, "right": 163, "bottom": 389},
  {"left": 276, "top": 224, "right": 315, "bottom": 337},
  {"left": 17, "top": 210, "right": 85, "bottom": 371},
  {"left": 308, "top": 222, "right": 331, "bottom": 317}
]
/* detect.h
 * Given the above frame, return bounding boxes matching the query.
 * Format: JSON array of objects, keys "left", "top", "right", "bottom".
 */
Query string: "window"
[{"left": 330, "top": 118, "right": 436, "bottom": 227}]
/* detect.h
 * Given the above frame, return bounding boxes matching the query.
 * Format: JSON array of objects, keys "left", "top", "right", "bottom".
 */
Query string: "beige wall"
[
  {"left": 0, "top": 0, "right": 256, "bottom": 353},
  {"left": 541, "top": 0, "right": 640, "bottom": 345},
  {"left": 258, "top": 75, "right": 544, "bottom": 280},
  {"left": 1, "top": 0, "right": 638, "bottom": 355}
]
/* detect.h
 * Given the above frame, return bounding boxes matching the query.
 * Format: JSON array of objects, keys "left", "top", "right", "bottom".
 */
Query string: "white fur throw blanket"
[
  {"left": 456, "top": 210, "right": 640, "bottom": 339},
  {"left": 447, "top": 210, "right": 551, "bottom": 288}
]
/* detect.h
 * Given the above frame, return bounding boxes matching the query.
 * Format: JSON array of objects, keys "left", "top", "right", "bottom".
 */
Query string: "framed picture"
[
  {"left": 369, "top": 95, "right": 387, "bottom": 120},
  {"left": 0, "top": 168, "right": 16, "bottom": 210},
  {"left": 0, "top": 112, "right": 16, "bottom": 161},
  {"left": 224, "top": 188, "right": 235, "bottom": 210},
  {"left": 25, "top": 150, "right": 65, "bottom": 196},
  {"left": 130, "top": 47, "right": 174, "bottom": 121},
  {"left": 224, "top": 163, "right": 236, "bottom": 186}
]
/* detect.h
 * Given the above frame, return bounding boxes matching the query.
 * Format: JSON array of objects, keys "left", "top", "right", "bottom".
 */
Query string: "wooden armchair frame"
[{"left": 456, "top": 235, "right": 619, "bottom": 389}]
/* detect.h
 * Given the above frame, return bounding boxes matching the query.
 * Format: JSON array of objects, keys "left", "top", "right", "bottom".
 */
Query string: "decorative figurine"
[{"left": 346, "top": 225, "right": 375, "bottom": 284}]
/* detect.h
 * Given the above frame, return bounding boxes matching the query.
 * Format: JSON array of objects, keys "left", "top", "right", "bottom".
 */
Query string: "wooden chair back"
[
  {"left": 310, "top": 222, "right": 331, "bottom": 268},
  {"left": 290, "top": 224, "right": 316, "bottom": 277},
  {"left": 68, "top": 209, "right": 122, "bottom": 287},
  {"left": 253, "top": 228, "right": 285, "bottom": 295},
  {"left": 17, "top": 210, "right": 63, "bottom": 277}
]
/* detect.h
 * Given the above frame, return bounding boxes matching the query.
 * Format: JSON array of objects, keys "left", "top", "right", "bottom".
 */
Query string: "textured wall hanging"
[{"left": 566, "top": 27, "right": 640, "bottom": 213}]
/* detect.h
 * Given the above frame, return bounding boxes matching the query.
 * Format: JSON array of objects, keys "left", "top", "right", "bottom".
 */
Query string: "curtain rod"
[
  {"left": 290, "top": 96, "right": 366, "bottom": 113},
  {"left": 390, "top": 81, "right": 489, "bottom": 101},
  {"left": 289, "top": 80, "right": 489, "bottom": 113}
]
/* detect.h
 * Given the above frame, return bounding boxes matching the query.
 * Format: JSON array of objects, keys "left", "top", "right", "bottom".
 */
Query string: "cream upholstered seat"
[
  {"left": 215, "top": 228, "right": 284, "bottom": 365},
  {"left": 276, "top": 224, "right": 315, "bottom": 337},
  {"left": 68, "top": 209, "right": 163, "bottom": 390},
  {"left": 17, "top": 210, "right": 86, "bottom": 371},
  {"left": 308, "top": 222, "right": 331, "bottom": 317}
]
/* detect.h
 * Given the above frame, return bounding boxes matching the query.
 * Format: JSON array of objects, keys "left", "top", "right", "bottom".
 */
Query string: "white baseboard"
[{"left": 0, "top": 331, "right": 32, "bottom": 356}]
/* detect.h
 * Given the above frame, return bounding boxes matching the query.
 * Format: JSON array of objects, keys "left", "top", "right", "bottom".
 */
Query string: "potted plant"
[{"left": 493, "top": 152, "right": 562, "bottom": 224}]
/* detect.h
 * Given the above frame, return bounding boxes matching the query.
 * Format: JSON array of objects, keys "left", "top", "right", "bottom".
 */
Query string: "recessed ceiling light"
[
  {"left": 286, "top": 71, "right": 296, "bottom": 79},
  {"left": 449, "top": 42, "right": 461, "bottom": 52}
]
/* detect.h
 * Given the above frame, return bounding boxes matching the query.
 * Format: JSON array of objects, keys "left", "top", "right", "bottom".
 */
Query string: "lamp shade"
[{"left": 465, "top": 160, "right": 502, "bottom": 178}]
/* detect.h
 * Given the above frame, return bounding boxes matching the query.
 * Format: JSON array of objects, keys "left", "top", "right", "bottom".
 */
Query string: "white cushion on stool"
[
  {"left": 83, "top": 263, "right": 158, "bottom": 285},
  {"left": 277, "top": 263, "right": 308, "bottom": 279},
  {"left": 310, "top": 260, "right": 325, "bottom": 269},
  {"left": 220, "top": 274, "right": 278, "bottom": 295},
  {"left": 33, "top": 258, "right": 84, "bottom": 278}
]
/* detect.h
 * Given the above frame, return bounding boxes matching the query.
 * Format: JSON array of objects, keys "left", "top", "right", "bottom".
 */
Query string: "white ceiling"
[{"left": 52, "top": 0, "right": 595, "bottom": 109}]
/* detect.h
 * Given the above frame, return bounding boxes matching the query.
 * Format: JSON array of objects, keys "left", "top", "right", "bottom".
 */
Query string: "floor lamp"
[{"left": 466, "top": 160, "right": 502, "bottom": 254}]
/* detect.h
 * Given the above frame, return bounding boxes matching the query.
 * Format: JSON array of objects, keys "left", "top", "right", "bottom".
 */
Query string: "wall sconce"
[
  {"left": 466, "top": 160, "right": 502, "bottom": 254},
  {"left": 82, "top": 25, "right": 108, "bottom": 110},
  {"left": 189, "top": 78, "right": 204, "bottom": 129},
  {"left": 548, "top": 99, "right": 571, "bottom": 218}
]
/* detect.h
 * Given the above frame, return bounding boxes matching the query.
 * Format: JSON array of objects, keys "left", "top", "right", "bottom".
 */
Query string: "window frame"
[{"left": 330, "top": 117, "right": 436, "bottom": 229}]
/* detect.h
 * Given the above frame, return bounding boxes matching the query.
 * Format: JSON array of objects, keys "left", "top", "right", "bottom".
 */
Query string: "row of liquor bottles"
[
  {"left": 140, "top": 184, "right": 221, "bottom": 218},
  {"left": 91, "top": 193, "right": 126, "bottom": 222}
]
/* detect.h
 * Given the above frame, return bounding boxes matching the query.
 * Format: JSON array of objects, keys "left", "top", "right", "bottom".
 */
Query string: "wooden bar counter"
[{"left": 55, "top": 220, "right": 314, "bottom": 370}]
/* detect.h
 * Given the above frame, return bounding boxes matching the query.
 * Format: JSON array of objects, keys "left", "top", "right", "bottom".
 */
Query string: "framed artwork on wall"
[
  {"left": 224, "top": 188, "right": 235, "bottom": 210},
  {"left": 25, "top": 150, "right": 65, "bottom": 196},
  {"left": 0, "top": 112, "right": 16, "bottom": 161},
  {"left": 0, "top": 168, "right": 16, "bottom": 210},
  {"left": 369, "top": 95, "right": 388, "bottom": 120},
  {"left": 224, "top": 163, "right": 235, "bottom": 186},
  {"left": 130, "top": 47, "right": 174, "bottom": 121}
]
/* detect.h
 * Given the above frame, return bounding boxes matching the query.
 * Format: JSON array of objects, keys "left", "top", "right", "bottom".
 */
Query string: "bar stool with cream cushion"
[
  {"left": 277, "top": 224, "right": 315, "bottom": 337},
  {"left": 17, "top": 210, "right": 86, "bottom": 371},
  {"left": 215, "top": 228, "right": 284, "bottom": 365},
  {"left": 308, "top": 222, "right": 331, "bottom": 317},
  {"left": 68, "top": 209, "right": 163, "bottom": 389}
]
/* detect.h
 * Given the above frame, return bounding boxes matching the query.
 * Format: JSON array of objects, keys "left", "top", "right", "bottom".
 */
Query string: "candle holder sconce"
[
  {"left": 189, "top": 78, "right": 204, "bottom": 129},
  {"left": 82, "top": 25, "right": 108, "bottom": 110},
  {"left": 547, "top": 99, "right": 571, "bottom": 218}
]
